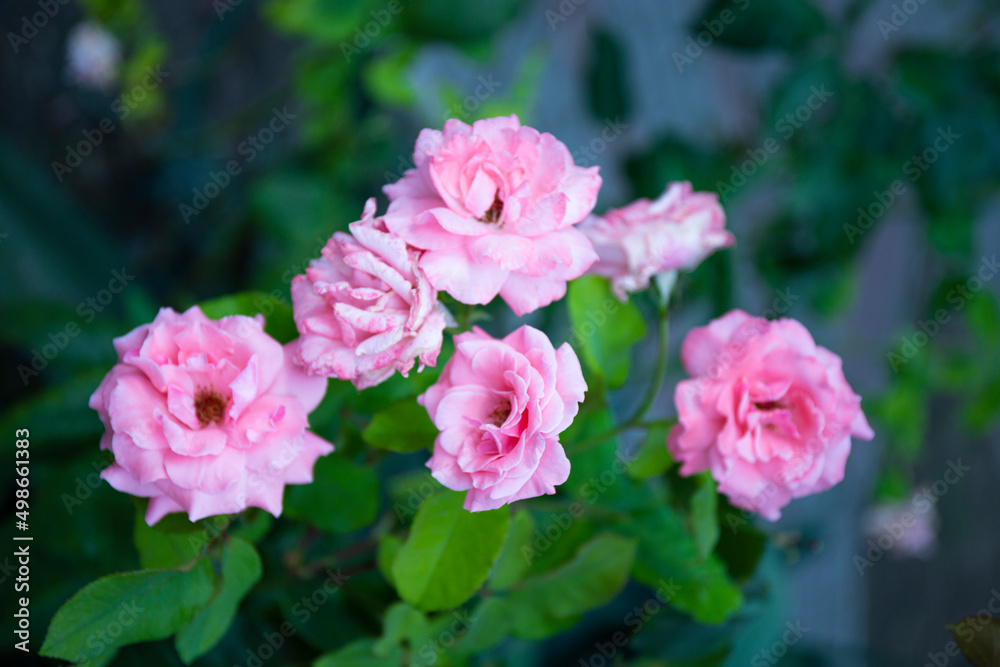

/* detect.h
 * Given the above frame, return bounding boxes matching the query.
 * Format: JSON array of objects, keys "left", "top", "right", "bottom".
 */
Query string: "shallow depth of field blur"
[{"left": 2, "top": 0, "right": 1000, "bottom": 665}]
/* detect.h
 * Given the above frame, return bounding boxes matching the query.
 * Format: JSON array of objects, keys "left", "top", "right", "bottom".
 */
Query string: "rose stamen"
[
  {"left": 194, "top": 388, "right": 227, "bottom": 427},
  {"left": 486, "top": 403, "right": 511, "bottom": 427},
  {"left": 481, "top": 193, "right": 504, "bottom": 224}
]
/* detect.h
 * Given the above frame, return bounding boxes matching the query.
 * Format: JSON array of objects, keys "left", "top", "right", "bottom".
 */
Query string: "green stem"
[
  {"left": 452, "top": 302, "right": 475, "bottom": 332},
  {"left": 565, "top": 300, "right": 673, "bottom": 458},
  {"left": 630, "top": 303, "right": 670, "bottom": 424},
  {"left": 567, "top": 418, "right": 676, "bottom": 456}
]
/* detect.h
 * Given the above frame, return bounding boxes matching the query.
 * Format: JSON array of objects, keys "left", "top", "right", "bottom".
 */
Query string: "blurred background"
[{"left": 2, "top": 0, "right": 1000, "bottom": 665}]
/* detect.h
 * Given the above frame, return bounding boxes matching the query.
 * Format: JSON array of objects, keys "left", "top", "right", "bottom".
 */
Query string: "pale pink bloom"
[
  {"left": 291, "top": 199, "right": 449, "bottom": 389},
  {"left": 864, "top": 493, "right": 938, "bottom": 559},
  {"left": 422, "top": 325, "right": 586, "bottom": 511},
  {"left": 382, "top": 115, "right": 601, "bottom": 316},
  {"left": 581, "top": 181, "right": 734, "bottom": 300},
  {"left": 66, "top": 22, "right": 121, "bottom": 91},
  {"left": 91, "top": 306, "right": 333, "bottom": 525},
  {"left": 668, "top": 310, "right": 874, "bottom": 520}
]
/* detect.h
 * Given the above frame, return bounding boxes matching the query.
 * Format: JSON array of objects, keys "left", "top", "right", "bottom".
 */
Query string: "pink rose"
[
  {"left": 421, "top": 325, "right": 587, "bottom": 511},
  {"left": 668, "top": 310, "right": 874, "bottom": 520},
  {"left": 383, "top": 115, "right": 601, "bottom": 316},
  {"left": 91, "top": 306, "right": 333, "bottom": 524},
  {"left": 864, "top": 495, "right": 938, "bottom": 559},
  {"left": 581, "top": 181, "right": 734, "bottom": 300},
  {"left": 291, "top": 199, "right": 449, "bottom": 389}
]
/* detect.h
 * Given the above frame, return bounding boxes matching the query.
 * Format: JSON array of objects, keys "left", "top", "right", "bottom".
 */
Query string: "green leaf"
[
  {"left": 628, "top": 422, "right": 675, "bottom": 481},
  {"left": 285, "top": 455, "right": 378, "bottom": 533},
  {"left": 387, "top": 470, "right": 445, "bottom": 524},
  {"left": 948, "top": 616, "right": 1000, "bottom": 667},
  {"left": 505, "top": 533, "right": 637, "bottom": 639},
  {"left": 197, "top": 292, "right": 297, "bottom": 344},
  {"left": 623, "top": 508, "right": 742, "bottom": 624},
  {"left": 230, "top": 508, "right": 274, "bottom": 544},
  {"left": 373, "top": 603, "right": 429, "bottom": 657},
  {"left": 690, "top": 473, "right": 720, "bottom": 560},
  {"left": 175, "top": 538, "right": 263, "bottom": 663},
  {"left": 362, "top": 397, "right": 438, "bottom": 453},
  {"left": 148, "top": 511, "right": 205, "bottom": 535},
  {"left": 134, "top": 512, "right": 207, "bottom": 569},
  {"left": 40, "top": 561, "right": 215, "bottom": 662},
  {"left": 714, "top": 501, "right": 767, "bottom": 581},
  {"left": 873, "top": 467, "right": 910, "bottom": 502},
  {"left": 871, "top": 375, "right": 928, "bottom": 462},
  {"left": 694, "top": 0, "right": 827, "bottom": 51},
  {"left": 265, "top": 0, "right": 371, "bottom": 43},
  {"left": 392, "top": 492, "right": 509, "bottom": 611},
  {"left": 567, "top": 276, "right": 647, "bottom": 388},
  {"left": 399, "top": 0, "right": 525, "bottom": 43},
  {"left": 452, "top": 596, "right": 511, "bottom": 655},
  {"left": 965, "top": 376, "right": 1000, "bottom": 432},
  {"left": 76, "top": 648, "right": 120, "bottom": 667},
  {"left": 563, "top": 406, "right": 628, "bottom": 506},
  {"left": 363, "top": 43, "right": 418, "bottom": 108},
  {"left": 966, "top": 290, "right": 1000, "bottom": 349},
  {"left": 587, "top": 29, "right": 631, "bottom": 122},
  {"left": 489, "top": 510, "right": 536, "bottom": 590},
  {"left": 314, "top": 639, "right": 402, "bottom": 667},
  {"left": 0, "top": 367, "right": 107, "bottom": 445},
  {"left": 377, "top": 534, "right": 403, "bottom": 587}
]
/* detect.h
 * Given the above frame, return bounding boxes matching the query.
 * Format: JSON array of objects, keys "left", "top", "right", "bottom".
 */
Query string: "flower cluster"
[{"left": 90, "top": 114, "right": 871, "bottom": 524}]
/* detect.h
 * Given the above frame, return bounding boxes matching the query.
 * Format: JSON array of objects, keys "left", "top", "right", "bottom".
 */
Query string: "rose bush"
[{"left": 41, "top": 115, "right": 877, "bottom": 667}]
